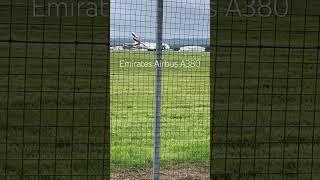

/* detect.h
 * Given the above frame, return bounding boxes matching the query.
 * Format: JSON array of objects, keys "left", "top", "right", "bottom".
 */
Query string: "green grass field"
[{"left": 110, "top": 51, "right": 210, "bottom": 170}]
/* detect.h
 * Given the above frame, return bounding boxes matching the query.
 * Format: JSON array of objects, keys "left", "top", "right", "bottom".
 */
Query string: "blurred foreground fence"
[
  {"left": 0, "top": 0, "right": 110, "bottom": 179},
  {"left": 3, "top": 0, "right": 319, "bottom": 179},
  {"left": 211, "top": 0, "right": 320, "bottom": 179}
]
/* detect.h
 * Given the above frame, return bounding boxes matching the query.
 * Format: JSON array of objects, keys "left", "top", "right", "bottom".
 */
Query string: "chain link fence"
[
  {"left": 0, "top": 0, "right": 110, "bottom": 179},
  {"left": 211, "top": 0, "right": 320, "bottom": 179},
  {"left": 3, "top": 0, "right": 317, "bottom": 178},
  {"left": 110, "top": 0, "right": 210, "bottom": 176}
]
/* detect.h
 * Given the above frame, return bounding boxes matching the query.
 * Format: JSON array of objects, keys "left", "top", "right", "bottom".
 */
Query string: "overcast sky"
[{"left": 110, "top": 0, "right": 209, "bottom": 39}]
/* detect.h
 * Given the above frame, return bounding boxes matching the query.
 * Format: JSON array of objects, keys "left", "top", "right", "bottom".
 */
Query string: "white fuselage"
[
  {"left": 138, "top": 42, "right": 170, "bottom": 51},
  {"left": 132, "top": 32, "right": 170, "bottom": 51}
]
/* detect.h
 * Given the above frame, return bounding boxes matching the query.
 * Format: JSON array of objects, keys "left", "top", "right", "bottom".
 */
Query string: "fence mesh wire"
[
  {"left": 0, "top": 0, "right": 110, "bottom": 179},
  {"left": 111, "top": 0, "right": 210, "bottom": 174},
  {"left": 211, "top": 0, "right": 320, "bottom": 179}
]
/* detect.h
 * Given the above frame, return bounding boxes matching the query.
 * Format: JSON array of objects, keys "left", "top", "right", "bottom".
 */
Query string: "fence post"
[{"left": 153, "top": 0, "right": 163, "bottom": 179}]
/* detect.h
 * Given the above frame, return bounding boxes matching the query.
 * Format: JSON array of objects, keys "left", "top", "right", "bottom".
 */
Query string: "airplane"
[{"left": 131, "top": 32, "right": 170, "bottom": 51}]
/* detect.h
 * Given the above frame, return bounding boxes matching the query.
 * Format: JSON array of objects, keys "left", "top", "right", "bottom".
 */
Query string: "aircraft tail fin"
[{"left": 132, "top": 32, "right": 141, "bottom": 45}]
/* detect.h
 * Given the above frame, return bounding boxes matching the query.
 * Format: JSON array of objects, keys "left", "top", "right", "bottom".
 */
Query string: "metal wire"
[{"left": 111, "top": 0, "right": 210, "bottom": 176}]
